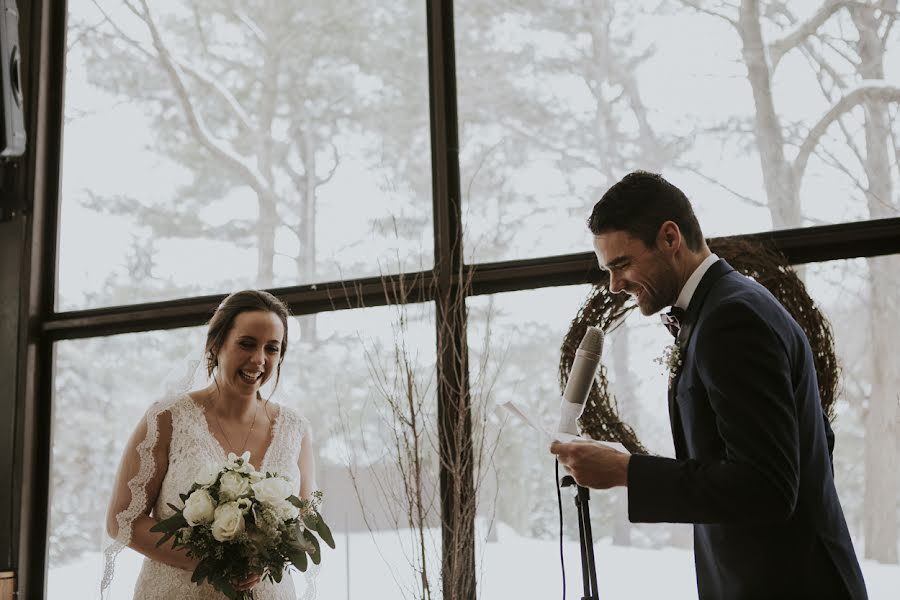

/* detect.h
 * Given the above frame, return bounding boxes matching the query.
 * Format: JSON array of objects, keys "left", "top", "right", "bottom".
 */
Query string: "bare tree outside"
[
  {"left": 679, "top": 0, "right": 899, "bottom": 563},
  {"left": 62, "top": 0, "right": 432, "bottom": 316},
  {"left": 456, "top": 0, "right": 688, "bottom": 263}
]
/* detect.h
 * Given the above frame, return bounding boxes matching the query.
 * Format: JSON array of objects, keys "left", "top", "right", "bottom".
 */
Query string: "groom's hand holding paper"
[
  {"left": 498, "top": 400, "right": 630, "bottom": 489},
  {"left": 497, "top": 325, "right": 630, "bottom": 488},
  {"left": 550, "top": 437, "right": 630, "bottom": 489}
]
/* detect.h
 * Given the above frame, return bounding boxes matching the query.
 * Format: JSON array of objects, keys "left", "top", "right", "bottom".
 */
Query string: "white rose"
[
  {"left": 195, "top": 463, "right": 220, "bottom": 487},
  {"left": 211, "top": 502, "right": 245, "bottom": 542},
  {"left": 218, "top": 471, "right": 251, "bottom": 501},
  {"left": 274, "top": 499, "right": 300, "bottom": 522},
  {"left": 182, "top": 490, "right": 215, "bottom": 526},
  {"left": 251, "top": 477, "right": 294, "bottom": 505}
]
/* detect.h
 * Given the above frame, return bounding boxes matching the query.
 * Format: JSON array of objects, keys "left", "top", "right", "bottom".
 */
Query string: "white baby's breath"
[{"left": 655, "top": 343, "right": 683, "bottom": 379}]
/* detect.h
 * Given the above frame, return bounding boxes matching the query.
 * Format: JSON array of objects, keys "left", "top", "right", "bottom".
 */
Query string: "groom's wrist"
[{"left": 618, "top": 453, "right": 631, "bottom": 487}]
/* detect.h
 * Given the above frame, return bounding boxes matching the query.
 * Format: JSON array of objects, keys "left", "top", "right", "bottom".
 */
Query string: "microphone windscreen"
[
  {"left": 558, "top": 326, "right": 606, "bottom": 434},
  {"left": 577, "top": 326, "right": 604, "bottom": 357}
]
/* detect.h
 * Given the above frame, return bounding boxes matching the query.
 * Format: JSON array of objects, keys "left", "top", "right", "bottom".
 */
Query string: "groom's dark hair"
[
  {"left": 587, "top": 171, "right": 705, "bottom": 251},
  {"left": 205, "top": 289, "right": 291, "bottom": 396}
]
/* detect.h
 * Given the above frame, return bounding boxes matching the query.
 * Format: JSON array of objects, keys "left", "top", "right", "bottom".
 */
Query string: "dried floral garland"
[{"left": 559, "top": 238, "right": 839, "bottom": 455}]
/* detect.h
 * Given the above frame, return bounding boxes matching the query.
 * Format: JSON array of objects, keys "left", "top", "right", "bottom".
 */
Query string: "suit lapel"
[
  {"left": 667, "top": 371, "right": 688, "bottom": 457},
  {"left": 667, "top": 259, "right": 735, "bottom": 458}
]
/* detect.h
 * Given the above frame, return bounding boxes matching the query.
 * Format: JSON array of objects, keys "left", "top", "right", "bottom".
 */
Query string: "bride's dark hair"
[{"left": 205, "top": 289, "right": 291, "bottom": 394}]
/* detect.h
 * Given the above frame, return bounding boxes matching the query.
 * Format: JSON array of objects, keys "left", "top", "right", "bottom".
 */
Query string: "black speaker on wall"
[{"left": 0, "top": 0, "right": 25, "bottom": 159}]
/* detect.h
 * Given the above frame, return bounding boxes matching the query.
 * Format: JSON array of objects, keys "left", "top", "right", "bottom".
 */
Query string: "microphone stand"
[{"left": 560, "top": 474, "right": 598, "bottom": 600}]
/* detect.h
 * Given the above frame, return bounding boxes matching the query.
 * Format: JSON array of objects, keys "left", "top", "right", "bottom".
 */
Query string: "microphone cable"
[{"left": 556, "top": 459, "right": 566, "bottom": 600}]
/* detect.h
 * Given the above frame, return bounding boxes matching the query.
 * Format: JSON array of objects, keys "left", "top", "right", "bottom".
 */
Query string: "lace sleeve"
[
  {"left": 101, "top": 356, "right": 204, "bottom": 598},
  {"left": 100, "top": 401, "right": 172, "bottom": 594}
]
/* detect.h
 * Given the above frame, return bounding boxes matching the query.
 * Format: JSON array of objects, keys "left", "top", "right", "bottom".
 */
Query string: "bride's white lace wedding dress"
[{"left": 131, "top": 394, "right": 310, "bottom": 600}]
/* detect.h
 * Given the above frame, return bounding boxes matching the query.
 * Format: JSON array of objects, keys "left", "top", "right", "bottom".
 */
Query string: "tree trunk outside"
[
  {"left": 737, "top": 0, "right": 800, "bottom": 229},
  {"left": 852, "top": 5, "right": 899, "bottom": 562},
  {"left": 862, "top": 256, "right": 900, "bottom": 563},
  {"left": 257, "top": 193, "right": 277, "bottom": 288},
  {"left": 253, "top": 34, "right": 281, "bottom": 290},
  {"left": 588, "top": 0, "right": 617, "bottom": 182},
  {"left": 299, "top": 128, "right": 319, "bottom": 345}
]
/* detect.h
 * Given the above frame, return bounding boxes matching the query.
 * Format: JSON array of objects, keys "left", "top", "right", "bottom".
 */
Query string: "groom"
[{"left": 550, "top": 171, "right": 867, "bottom": 599}]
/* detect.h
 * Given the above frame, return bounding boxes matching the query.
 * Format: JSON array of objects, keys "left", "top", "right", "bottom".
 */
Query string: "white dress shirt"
[{"left": 673, "top": 253, "right": 720, "bottom": 311}]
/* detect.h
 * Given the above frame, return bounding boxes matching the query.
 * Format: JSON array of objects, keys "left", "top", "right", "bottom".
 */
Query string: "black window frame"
[{"left": 7, "top": 1, "right": 900, "bottom": 598}]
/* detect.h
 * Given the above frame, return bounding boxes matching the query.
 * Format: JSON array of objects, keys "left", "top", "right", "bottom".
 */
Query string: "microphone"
[{"left": 557, "top": 326, "right": 604, "bottom": 435}]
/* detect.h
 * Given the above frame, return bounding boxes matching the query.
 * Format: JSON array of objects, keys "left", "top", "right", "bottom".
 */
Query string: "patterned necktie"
[{"left": 661, "top": 306, "right": 686, "bottom": 338}]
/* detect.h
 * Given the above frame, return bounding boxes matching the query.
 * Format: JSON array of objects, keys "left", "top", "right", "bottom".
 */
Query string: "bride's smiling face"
[{"left": 214, "top": 310, "right": 285, "bottom": 397}]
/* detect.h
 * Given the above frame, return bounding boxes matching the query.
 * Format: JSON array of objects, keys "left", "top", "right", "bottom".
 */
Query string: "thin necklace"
[{"left": 208, "top": 388, "right": 260, "bottom": 455}]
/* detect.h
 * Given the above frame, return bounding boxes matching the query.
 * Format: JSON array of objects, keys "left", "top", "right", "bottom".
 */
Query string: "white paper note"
[{"left": 497, "top": 400, "right": 629, "bottom": 454}]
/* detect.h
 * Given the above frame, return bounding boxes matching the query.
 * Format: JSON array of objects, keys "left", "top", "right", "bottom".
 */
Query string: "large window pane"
[
  {"left": 59, "top": 2, "right": 432, "bottom": 311},
  {"left": 47, "top": 302, "right": 439, "bottom": 598},
  {"left": 471, "top": 282, "right": 898, "bottom": 599},
  {"left": 806, "top": 256, "right": 900, "bottom": 598},
  {"left": 48, "top": 328, "right": 204, "bottom": 598},
  {"left": 471, "top": 286, "right": 695, "bottom": 598},
  {"left": 455, "top": 1, "right": 900, "bottom": 263}
]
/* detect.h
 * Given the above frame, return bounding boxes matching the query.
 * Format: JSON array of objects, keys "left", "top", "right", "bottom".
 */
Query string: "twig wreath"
[{"left": 560, "top": 238, "right": 839, "bottom": 455}]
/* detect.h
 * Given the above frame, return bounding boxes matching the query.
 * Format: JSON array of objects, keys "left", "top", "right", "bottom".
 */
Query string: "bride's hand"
[{"left": 234, "top": 573, "right": 262, "bottom": 592}]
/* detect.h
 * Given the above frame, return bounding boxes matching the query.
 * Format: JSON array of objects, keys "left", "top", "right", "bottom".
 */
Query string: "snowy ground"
[{"left": 50, "top": 525, "right": 899, "bottom": 599}]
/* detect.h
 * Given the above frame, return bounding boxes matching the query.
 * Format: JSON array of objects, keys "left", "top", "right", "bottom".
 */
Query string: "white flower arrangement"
[
  {"left": 151, "top": 451, "right": 334, "bottom": 599},
  {"left": 655, "top": 343, "right": 683, "bottom": 379}
]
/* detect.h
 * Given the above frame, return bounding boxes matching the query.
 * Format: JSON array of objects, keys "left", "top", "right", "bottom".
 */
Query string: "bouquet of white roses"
[{"left": 151, "top": 451, "right": 334, "bottom": 600}]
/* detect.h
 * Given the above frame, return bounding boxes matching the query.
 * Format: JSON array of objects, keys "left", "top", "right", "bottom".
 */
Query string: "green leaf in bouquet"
[
  {"left": 212, "top": 576, "right": 238, "bottom": 600},
  {"left": 286, "top": 546, "right": 308, "bottom": 572},
  {"left": 288, "top": 528, "right": 316, "bottom": 554},
  {"left": 216, "top": 577, "right": 238, "bottom": 600},
  {"left": 310, "top": 513, "right": 335, "bottom": 549},
  {"left": 271, "top": 566, "right": 283, "bottom": 584},
  {"left": 287, "top": 495, "right": 304, "bottom": 509},
  {"left": 150, "top": 513, "right": 188, "bottom": 548},
  {"left": 148, "top": 520, "right": 165, "bottom": 534},
  {"left": 151, "top": 529, "right": 177, "bottom": 549},
  {"left": 153, "top": 511, "right": 187, "bottom": 530},
  {"left": 303, "top": 529, "right": 322, "bottom": 565},
  {"left": 191, "top": 557, "right": 215, "bottom": 585}
]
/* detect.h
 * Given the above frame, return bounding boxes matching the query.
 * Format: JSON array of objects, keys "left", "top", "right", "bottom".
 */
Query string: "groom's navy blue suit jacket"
[{"left": 627, "top": 259, "right": 867, "bottom": 599}]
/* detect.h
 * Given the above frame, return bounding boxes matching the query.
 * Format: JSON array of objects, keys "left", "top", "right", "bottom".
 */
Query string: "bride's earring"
[{"left": 207, "top": 351, "right": 218, "bottom": 378}]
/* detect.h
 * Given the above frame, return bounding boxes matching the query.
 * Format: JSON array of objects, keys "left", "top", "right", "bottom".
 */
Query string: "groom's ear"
[{"left": 656, "top": 221, "right": 681, "bottom": 253}]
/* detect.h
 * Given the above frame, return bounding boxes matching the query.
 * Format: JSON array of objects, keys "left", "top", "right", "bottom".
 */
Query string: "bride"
[{"left": 103, "top": 290, "right": 317, "bottom": 599}]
